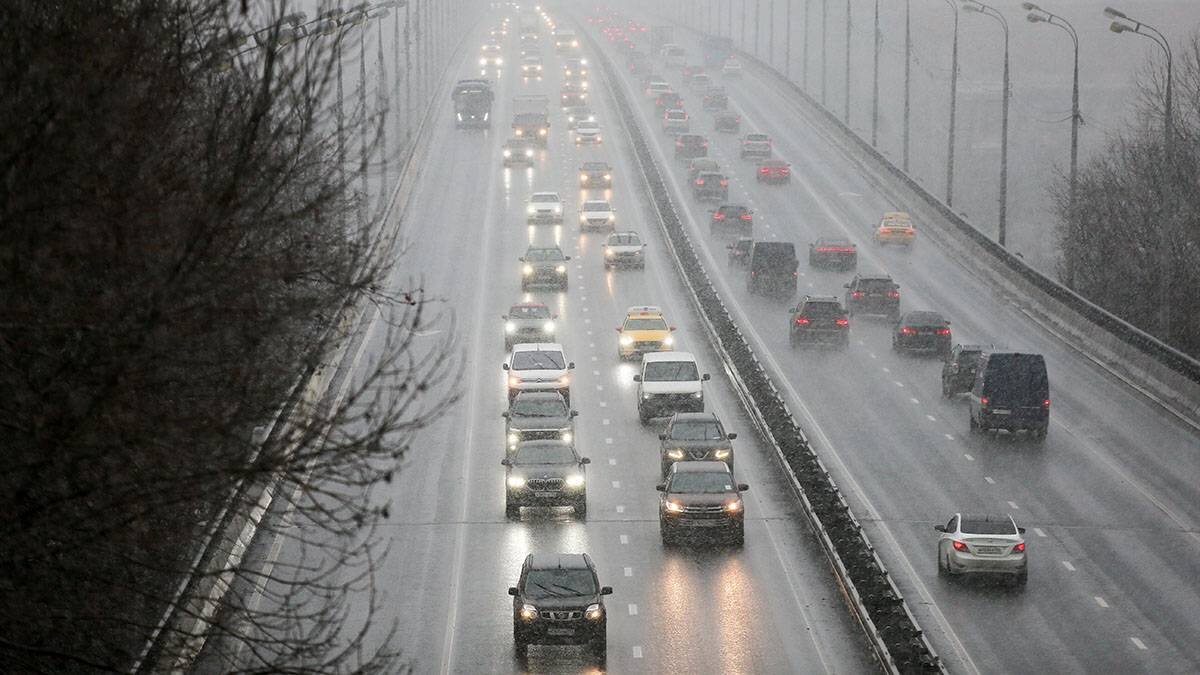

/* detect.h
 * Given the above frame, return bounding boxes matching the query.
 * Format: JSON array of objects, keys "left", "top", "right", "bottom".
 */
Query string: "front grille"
[
  {"left": 650, "top": 393, "right": 698, "bottom": 406},
  {"left": 682, "top": 504, "right": 725, "bottom": 515},
  {"left": 540, "top": 610, "right": 582, "bottom": 621},
  {"left": 634, "top": 341, "right": 661, "bottom": 350},
  {"left": 687, "top": 449, "right": 710, "bottom": 460},
  {"left": 587, "top": 219, "right": 609, "bottom": 226},
  {"left": 526, "top": 478, "right": 564, "bottom": 491},
  {"left": 518, "top": 430, "right": 560, "bottom": 441}
]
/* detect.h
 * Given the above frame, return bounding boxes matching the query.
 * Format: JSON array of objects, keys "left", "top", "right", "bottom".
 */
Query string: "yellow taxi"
[
  {"left": 616, "top": 306, "right": 676, "bottom": 359},
  {"left": 875, "top": 211, "right": 916, "bottom": 246}
]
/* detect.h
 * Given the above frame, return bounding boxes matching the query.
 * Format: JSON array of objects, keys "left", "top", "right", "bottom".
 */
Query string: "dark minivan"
[
  {"left": 968, "top": 352, "right": 1049, "bottom": 442},
  {"left": 746, "top": 241, "right": 798, "bottom": 296}
]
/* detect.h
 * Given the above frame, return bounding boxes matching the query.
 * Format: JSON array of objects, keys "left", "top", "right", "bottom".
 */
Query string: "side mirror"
[
  {"left": 518, "top": 257, "right": 526, "bottom": 262},
  {"left": 737, "top": 483, "right": 749, "bottom": 491},
  {"left": 564, "top": 255, "right": 572, "bottom": 261},
  {"left": 501, "top": 458, "right": 511, "bottom": 466},
  {"left": 788, "top": 307, "right": 797, "bottom": 313},
  {"left": 568, "top": 362, "right": 575, "bottom": 369},
  {"left": 945, "top": 321, "right": 952, "bottom": 326},
  {"left": 669, "top": 326, "right": 677, "bottom": 331},
  {"left": 580, "top": 457, "right": 591, "bottom": 464},
  {"left": 893, "top": 283, "right": 900, "bottom": 290},
  {"left": 570, "top": 410, "right": 579, "bottom": 417},
  {"left": 843, "top": 283, "right": 850, "bottom": 289},
  {"left": 501, "top": 315, "right": 508, "bottom": 320},
  {"left": 502, "top": 363, "right": 510, "bottom": 370},
  {"left": 600, "top": 586, "right": 613, "bottom": 595},
  {"left": 702, "top": 373, "right": 711, "bottom": 381},
  {"left": 727, "top": 432, "right": 738, "bottom": 440},
  {"left": 633, "top": 374, "right": 642, "bottom": 382},
  {"left": 658, "top": 433, "right": 668, "bottom": 440},
  {"left": 501, "top": 411, "right": 511, "bottom": 418},
  {"left": 933, "top": 525, "right": 947, "bottom": 533},
  {"left": 508, "top": 587, "right": 519, "bottom": 596},
  {"left": 615, "top": 326, "right": 623, "bottom": 332},
  {"left": 1018, "top": 526, "right": 1026, "bottom": 534},
  {"left": 655, "top": 483, "right": 666, "bottom": 492}
]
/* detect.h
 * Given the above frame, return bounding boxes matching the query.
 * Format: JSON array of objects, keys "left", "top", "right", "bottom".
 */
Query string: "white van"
[{"left": 634, "top": 352, "right": 710, "bottom": 424}]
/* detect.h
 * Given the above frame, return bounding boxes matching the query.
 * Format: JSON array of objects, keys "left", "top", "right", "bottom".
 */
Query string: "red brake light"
[
  {"left": 719, "top": 179, "right": 729, "bottom": 186},
  {"left": 936, "top": 328, "right": 951, "bottom": 336},
  {"left": 695, "top": 178, "right": 704, "bottom": 185},
  {"left": 900, "top": 326, "right": 916, "bottom": 335},
  {"left": 712, "top": 212, "right": 726, "bottom": 220},
  {"left": 952, "top": 541, "right": 969, "bottom": 552},
  {"left": 739, "top": 214, "right": 752, "bottom": 221},
  {"left": 851, "top": 291, "right": 864, "bottom": 299},
  {"left": 980, "top": 396, "right": 990, "bottom": 407},
  {"left": 887, "top": 291, "right": 900, "bottom": 299},
  {"left": 794, "top": 317, "right": 810, "bottom": 326},
  {"left": 835, "top": 318, "right": 849, "bottom": 327},
  {"left": 760, "top": 167, "right": 769, "bottom": 174},
  {"left": 1013, "top": 542, "right": 1026, "bottom": 553},
  {"left": 1043, "top": 398, "right": 1051, "bottom": 410},
  {"left": 781, "top": 168, "right": 790, "bottom": 175}
]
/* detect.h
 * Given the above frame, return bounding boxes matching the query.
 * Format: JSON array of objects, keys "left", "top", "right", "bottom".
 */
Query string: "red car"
[{"left": 757, "top": 159, "right": 791, "bottom": 184}]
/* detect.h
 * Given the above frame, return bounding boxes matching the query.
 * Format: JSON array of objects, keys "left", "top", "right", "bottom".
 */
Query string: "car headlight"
[
  {"left": 724, "top": 499, "right": 742, "bottom": 512},
  {"left": 543, "top": 321, "right": 555, "bottom": 333},
  {"left": 508, "top": 432, "right": 520, "bottom": 445},
  {"left": 580, "top": 173, "right": 588, "bottom": 181},
  {"left": 662, "top": 335, "right": 674, "bottom": 346},
  {"left": 587, "top": 115, "right": 595, "bottom": 122},
  {"left": 520, "top": 604, "right": 538, "bottom": 621},
  {"left": 515, "top": 128, "right": 524, "bottom": 136},
  {"left": 620, "top": 335, "right": 634, "bottom": 346},
  {"left": 503, "top": 149, "right": 512, "bottom": 157},
  {"left": 555, "top": 265, "right": 566, "bottom": 273},
  {"left": 585, "top": 603, "right": 603, "bottom": 620},
  {"left": 560, "top": 430, "right": 573, "bottom": 443},
  {"left": 603, "top": 173, "right": 611, "bottom": 180},
  {"left": 642, "top": 393, "right": 652, "bottom": 399},
  {"left": 496, "top": 57, "right": 503, "bottom": 65},
  {"left": 565, "top": 473, "right": 584, "bottom": 487},
  {"left": 508, "top": 376, "right": 521, "bottom": 387},
  {"left": 557, "top": 376, "right": 570, "bottom": 386},
  {"left": 595, "top": 135, "right": 602, "bottom": 142},
  {"left": 691, "top": 391, "right": 703, "bottom": 398},
  {"left": 505, "top": 322, "right": 516, "bottom": 333},
  {"left": 665, "top": 500, "right": 685, "bottom": 513},
  {"left": 524, "top": 149, "right": 533, "bottom": 157},
  {"left": 522, "top": 264, "right": 533, "bottom": 275},
  {"left": 605, "top": 249, "right": 615, "bottom": 257},
  {"left": 508, "top": 475, "right": 526, "bottom": 488},
  {"left": 714, "top": 449, "right": 730, "bottom": 460},
  {"left": 479, "top": 57, "right": 487, "bottom": 65},
  {"left": 538, "top": 128, "right": 547, "bottom": 136},
  {"left": 667, "top": 449, "right": 684, "bottom": 460}
]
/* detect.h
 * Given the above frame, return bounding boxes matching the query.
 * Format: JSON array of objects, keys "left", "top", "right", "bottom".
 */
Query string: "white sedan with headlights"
[
  {"left": 603, "top": 231, "right": 646, "bottom": 269},
  {"left": 504, "top": 343, "right": 575, "bottom": 404},
  {"left": 579, "top": 199, "right": 615, "bottom": 231},
  {"left": 503, "top": 302, "right": 557, "bottom": 350},
  {"left": 526, "top": 191, "right": 564, "bottom": 224},
  {"left": 574, "top": 119, "right": 602, "bottom": 145}
]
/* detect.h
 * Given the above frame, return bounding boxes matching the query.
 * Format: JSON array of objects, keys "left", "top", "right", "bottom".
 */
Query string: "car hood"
[
  {"left": 582, "top": 210, "right": 614, "bottom": 219},
  {"left": 510, "top": 318, "right": 550, "bottom": 329},
  {"left": 607, "top": 244, "right": 643, "bottom": 254},
  {"left": 642, "top": 380, "right": 701, "bottom": 394},
  {"left": 509, "top": 415, "right": 573, "bottom": 431},
  {"left": 521, "top": 594, "right": 599, "bottom": 610},
  {"left": 512, "top": 367, "right": 567, "bottom": 381},
  {"left": 662, "top": 439, "right": 732, "bottom": 452},
  {"left": 510, "top": 462, "right": 578, "bottom": 478},
  {"left": 666, "top": 492, "right": 736, "bottom": 506}
]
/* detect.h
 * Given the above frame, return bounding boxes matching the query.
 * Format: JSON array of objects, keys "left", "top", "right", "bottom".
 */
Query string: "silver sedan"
[{"left": 935, "top": 513, "right": 1027, "bottom": 587}]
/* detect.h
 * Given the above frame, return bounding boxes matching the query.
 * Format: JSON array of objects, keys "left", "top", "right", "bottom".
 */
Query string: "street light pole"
[
  {"left": 903, "top": 0, "right": 911, "bottom": 171},
  {"left": 871, "top": 0, "right": 880, "bottom": 146},
  {"left": 803, "top": 0, "right": 811, "bottom": 89},
  {"left": 844, "top": 0, "right": 851, "bottom": 124},
  {"left": 962, "top": 0, "right": 1010, "bottom": 246},
  {"left": 821, "top": 0, "right": 828, "bottom": 105},
  {"left": 1104, "top": 6, "right": 1175, "bottom": 338},
  {"left": 942, "top": 0, "right": 960, "bottom": 207},
  {"left": 785, "top": 0, "right": 792, "bottom": 78},
  {"left": 769, "top": 0, "right": 776, "bottom": 67}
]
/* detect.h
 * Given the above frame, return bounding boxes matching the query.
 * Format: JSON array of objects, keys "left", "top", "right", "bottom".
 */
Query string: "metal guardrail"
[{"left": 581, "top": 21, "right": 943, "bottom": 674}]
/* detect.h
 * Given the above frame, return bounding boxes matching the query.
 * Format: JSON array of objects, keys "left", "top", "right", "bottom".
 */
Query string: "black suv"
[
  {"left": 968, "top": 352, "right": 1049, "bottom": 442},
  {"left": 789, "top": 296, "right": 850, "bottom": 348},
  {"left": 658, "top": 412, "right": 737, "bottom": 478},
  {"left": 692, "top": 171, "right": 729, "bottom": 201},
  {"left": 502, "top": 440, "right": 590, "bottom": 518},
  {"left": 747, "top": 241, "right": 798, "bottom": 296},
  {"left": 675, "top": 133, "right": 709, "bottom": 159},
  {"left": 892, "top": 311, "right": 952, "bottom": 357},
  {"left": 942, "top": 344, "right": 990, "bottom": 398},
  {"left": 809, "top": 237, "right": 857, "bottom": 270},
  {"left": 710, "top": 204, "right": 753, "bottom": 237},
  {"left": 844, "top": 274, "right": 899, "bottom": 320},
  {"left": 510, "top": 553, "right": 612, "bottom": 660},
  {"left": 657, "top": 461, "right": 748, "bottom": 546},
  {"left": 503, "top": 391, "right": 576, "bottom": 447}
]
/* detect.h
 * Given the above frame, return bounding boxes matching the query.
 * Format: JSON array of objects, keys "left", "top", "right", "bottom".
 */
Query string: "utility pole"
[
  {"left": 943, "top": 0, "right": 960, "bottom": 207},
  {"left": 821, "top": 0, "right": 828, "bottom": 105},
  {"left": 785, "top": 0, "right": 792, "bottom": 78},
  {"left": 903, "top": 0, "right": 911, "bottom": 171},
  {"left": 844, "top": 0, "right": 851, "bottom": 124},
  {"left": 871, "top": 0, "right": 879, "bottom": 146}
]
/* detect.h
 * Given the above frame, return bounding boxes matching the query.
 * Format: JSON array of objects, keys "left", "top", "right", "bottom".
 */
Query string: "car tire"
[
  {"left": 1014, "top": 568, "right": 1028, "bottom": 588},
  {"left": 513, "top": 629, "right": 528, "bottom": 659},
  {"left": 730, "top": 524, "right": 744, "bottom": 547},
  {"left": 938, "top": 553, "right": 949, "bottom": 579},
  {"left": 968, "top": 415, "right": 980, "bottom": 435},
  {"left": 505, "top": 502, "right": 520, "bottom": 520},
  {"left": 575, "top": 497, "right": 587, "bottom": 519}
]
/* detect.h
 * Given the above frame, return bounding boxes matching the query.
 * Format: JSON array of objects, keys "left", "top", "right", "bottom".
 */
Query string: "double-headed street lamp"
[
  {"left": 1104, "top": 6, "right": 1175, "bottom": 337},
  {"left": 961, "top": 0, "right": 1010, "bottom": 246}
]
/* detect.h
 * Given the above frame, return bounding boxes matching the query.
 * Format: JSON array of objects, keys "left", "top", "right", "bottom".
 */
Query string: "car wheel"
[
  {"left": 574, "top": 497, "right": 587, "bottom": 518},
  {"left": 513, "top": 629, "right": 528, "bottom": 659},
  {"left": 730, "top": 524, "right": 745, "bottom": 547},
  {"left": 941, "top": 380, "right": 951, "bottom": 398},
  {"left": 505, "top": 502, "right": 520, "bottom": 520},
  {"left": 968, "top": 415, "right": 980, "bottom": 435},
  {"left": 1014, "top": 568, "right": 1028, "bottom": 588}
]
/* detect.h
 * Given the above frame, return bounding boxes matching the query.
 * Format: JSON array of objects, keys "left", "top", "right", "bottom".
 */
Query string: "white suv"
[
  {"left": 505, "top": 343, "right": 575, "bottom": 404},
  {"left": 633, "top": 352, "right": 709, "bottom": 424},
  {"left": 527, "top": 191, "right": 564, "bottom": 224}
]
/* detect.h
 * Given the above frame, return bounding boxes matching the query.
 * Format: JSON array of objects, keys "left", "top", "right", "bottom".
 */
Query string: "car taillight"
[
  {"left": 719, "top": 179, "right": 729, "bottom": 186},
  {"left": 1013, "top": 542, "right": 1026, "bottom": 553},
  {"left": 900, "top": 326, "right": 916, "bottom": 335},
  {"left": 835, "top": 318, "right": 849, "bottom": 327},
  {"left": 712, "top": 212, "right": 726, "bottom": 220},
  {"left": 781, "top": 168, "right": 790, "bottom": 175},
  {"left": 703, "top": 141, "right": 709, "bottom": 147},
  {"left": 887, "top": 291, "right": 900, "bottom": 299},
  {"left": 980, "top": 397, "right": 989, "bottom": 407},
  {"left": 937, "top": 328, "right": 951, "bottom": 336},
  {"left": 695, "top": 178, "right": 704, "bottom": 185},
  {"left": 794, "top": 317, "right": 810, "bottom": 326},
  {"left": 1043, "top": 398, "right": 1051, "bottom": 410},
  {"left": 740, "top": 214, "right": 752, "bottom": 221},
  {"left": 760, "top": 167, "right": 769, "bottom": 174},
  {"left": 952, "top": 541, "right": 969, "bottom": 552},
  {"left": 851, "top": 291, "right": 864, "bottom": 299},
  {"left": 751, "top": 271, "right": 757, "bottom": 277}
]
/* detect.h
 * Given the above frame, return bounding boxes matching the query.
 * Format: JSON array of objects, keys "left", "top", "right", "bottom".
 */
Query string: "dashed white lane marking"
[
  {"left": 587, "top": 330, "right": 593, "bottom": 336},
  {"left": 1007, "top": 501, "right": 1020, "bottom": 510},
  {"left": 581, "top": 296, "right": 588, "bottom": 301},
  {"left": 984, "top": 477, "right": 996, "bottom": 484},
  {"left": 605, "top": 437, "right": 613, "bottom": 445},
  {"left": 869, "top": 352, "right": 877, "bottom": 359},
  {"left": 582, "top": 307, "right": 590, "bottom": 312},
  {"left": 584, "top": 318, "right": 591, "bottom": 324},
  {"left": 1062, "top": 560, "right": 1076, "bottom": 572},
  {"left": 611, "top": 480, "right": 620, "bottom": 488},
  {"left": 1131, "top": 637, "right": 1147, "bottom": 650},
  {"left": 589, "top": 342, "right": 596, "bottom": 348},
  {"left": 616, "top": 505, "right": 625, "bottom": 513},
  {"left": 964, "top": 453, "right": 974, "bottom": 461},
  {"left": 632, "top": 646, "right": 643, "bottom": 658},
  {"left": 881, "top": 367, "right": 890, "bottom": 373},
  {"left": 598, "top": 401, "right": 607, "bottom": 407},
  {"left": 619, "top": 534, "right": 628, "bottom": 545},
  {"left": 926, "top": 414, "right": 936, "bottom": 421},
  {"left": 624, "top": 566, "right": 633, "bottom": 577},
  {"left": 593, "top": 369, "right": 600, "bottom": 375},
  {"left": 1033, "top": 527, "right": 1046, "bottom": 538},
  {"left": 608, "top": 457, "right": 616, "bottom": 465},
  {"left": 894, "top": 381, "right": 905, "bottom": 388},
  {"left": 596, "top": 385, "right": 604, "bottom": 391},
  {"left": 603, "top": 418, "right": 611, "bottom": 425},
  {"left": 1095, "top": 596, "right": 1109, "bottom": 608},
  {"left": 627, "top": 604, "right": 638, "bottom": 616},
  {"left": 944, "top": 433, "right": 955, "bottom": 440},
  {"left": 910, "top": 397, "right": 920, "bottom": 404}
]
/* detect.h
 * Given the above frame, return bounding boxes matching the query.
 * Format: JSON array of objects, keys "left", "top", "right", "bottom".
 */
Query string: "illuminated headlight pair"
[
  {"left": 565, "top": 473, "right": 584, "bottom": 487},
  {"left": 620, "top": 335, "right": 634, "bottom": 346}
]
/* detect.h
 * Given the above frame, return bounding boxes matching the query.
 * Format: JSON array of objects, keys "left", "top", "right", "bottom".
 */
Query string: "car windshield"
[
  {"left": 803, "top": 302, "right": 843, "bottom": 317},
  {"left": 583, "top": 201, "right": 610, "bottom": 211},
  {"left": 669, "top": 471, "right": 735, "bottom": 493},
  {"left": 858, "top": 278, "right": 894, "bottom": 292},
  {"left": 509, "top": 305, "right": 550, "bottom": 319},
  {"left": 531, "top": 194, "right": 559, "bottom": 203},
  {"left": 671, "top": 420, "right": 723, "bottom": 441},
  {"left": 514, "top": 443, "right": 575, "bottom": 464},
  {"left": 524, "top": 569, "right": 597, "bottom": 599},
  {"left": 625, "top": 318, "right": 668, "bottom": 331},
  {"left": 525, "top": 248, "right": 565, "bottom": 262},
  {"left": 512, "top": 351, "right": 566, "bottom": 370},
  {"left": 667, "top": 111, "right": 686, "bottom": 119},
  {"left": 643, "top": 361, "right": 699, "bottom": 381},
  {"left": 511, "top": 397, "right": 568, "bottom": 417},
  {"left": 961, "top": 519, "right": 1017, "bottom": 535},
  {"left": 582, "top": 162, "right": 606, "bottom": 170},
  {"left": 609, "top": 234, "right": 642, "bottom": 246},
  {"left": 747, "top": 134, "right": 769, "bottom": 142}
]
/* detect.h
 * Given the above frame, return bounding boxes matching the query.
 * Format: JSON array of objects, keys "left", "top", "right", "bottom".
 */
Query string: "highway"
[
  {"left": 214, "top": 14, "right": 879, "bottom": 674},
  {"left": 589, "top": 9, "right": 1200, "bottom": 674}
]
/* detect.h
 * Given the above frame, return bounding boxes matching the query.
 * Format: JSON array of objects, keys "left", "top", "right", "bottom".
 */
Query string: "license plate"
[
  {"left": 686, "top": 519, "right": 725, "bottom": 527},
  {"left": 534, "top": 491, "right": 557, "bottom": 498},
  {"left": 975, "top": 546, "right": 1002, "bottom": 554},
  {"left": 991, "top": 409, "right": 1011, "bottom": 415},
  {"left": 547, "top": 628, "right": 574, "bottom": 636}
]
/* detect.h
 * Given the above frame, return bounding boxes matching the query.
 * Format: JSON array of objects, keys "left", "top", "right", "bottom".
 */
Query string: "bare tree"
[
  {"left": 1053, "top": 31, "right": 1200, "bottom": 356},
  {"left": 0, "top": 0, "right": 455, "bottom": 671}
]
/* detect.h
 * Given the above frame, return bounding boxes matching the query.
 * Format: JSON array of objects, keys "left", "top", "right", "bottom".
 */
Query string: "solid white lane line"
[
  {"left": 611, "top": 480, "right": 620, "bottom": 488},
  {"left": 628, "top": 604, "right": 638, "bottom": 616},
  {"left": 1033, "top": 527, "right": 1046, "bottom": 538},
  {"left": 1062, "top": 560, "right": 1076, "bottom": 572},
  {"left": 1131, "top": 637, "right": 1147, "bottom": 650},
  {"left": 984, "top": 477, "right": 995, "bottom": 484},
  {"left": 1095, "top": 597, "right": 1109, "bottom": 608},
  {"left": 619, "top": 534, "right": 628, "bottom": 545},
  {"left": 632, "top": 646, "right": 643, "bottom": 658},
  {"left": 964, "top": 454, "right": 974, "bottom": 461}
]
